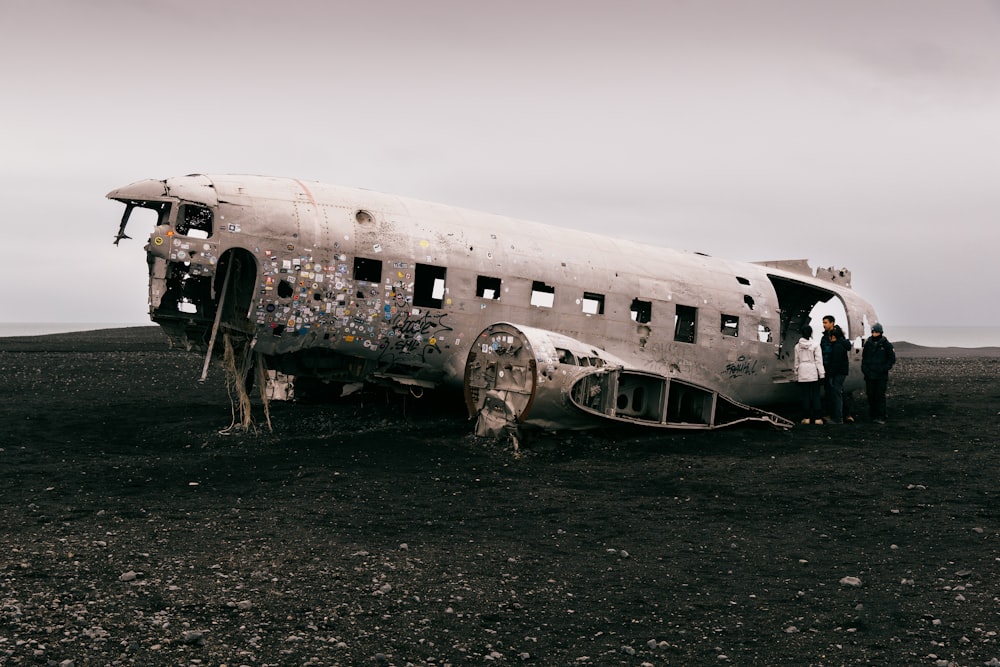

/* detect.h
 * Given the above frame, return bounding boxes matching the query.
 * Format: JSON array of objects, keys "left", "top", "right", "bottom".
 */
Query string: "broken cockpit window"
[
  {"left": 114, "top": 200, "right": 169, "bottom": 245},
  {"left": 176, "top": 204, "right": 213, "bottom": 239}
]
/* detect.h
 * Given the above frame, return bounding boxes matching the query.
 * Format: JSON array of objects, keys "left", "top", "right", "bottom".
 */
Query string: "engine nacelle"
[{"left": 464, "top": 322, "right": 627, "bottom": 436}]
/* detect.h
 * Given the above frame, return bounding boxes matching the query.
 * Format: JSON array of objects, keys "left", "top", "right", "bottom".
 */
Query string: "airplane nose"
[{"left": 106, "top": 178, "right": 169, "bottom": 200}]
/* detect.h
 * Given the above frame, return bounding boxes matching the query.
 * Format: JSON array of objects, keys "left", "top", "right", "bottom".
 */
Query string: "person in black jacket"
[
  {"left": 820, "top": 317, "right": 852, "bottom": 424},
  {"left": 861, "top": 323, "right": 896, "bottom": 424}
]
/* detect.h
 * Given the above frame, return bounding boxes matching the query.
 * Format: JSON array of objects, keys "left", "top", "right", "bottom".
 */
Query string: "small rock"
[
  {"left": 839, "top": 576, "right": 862, "bottom": 587},
  {"left": 180, "top": 630, "right": 205, "bottom": 645},
  {"left": 119, "top": 571, "right": 138, "bottom": 582}
]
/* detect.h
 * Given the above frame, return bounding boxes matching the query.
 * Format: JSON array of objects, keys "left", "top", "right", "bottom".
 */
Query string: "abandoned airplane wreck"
[{"left": 109, "top": 174, "right": 880, "bottom": 436}]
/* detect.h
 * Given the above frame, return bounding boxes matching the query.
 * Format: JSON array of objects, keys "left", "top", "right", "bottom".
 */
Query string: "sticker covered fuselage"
[{"left": 109, "top": 174, "right": 880, "bottom": 408}]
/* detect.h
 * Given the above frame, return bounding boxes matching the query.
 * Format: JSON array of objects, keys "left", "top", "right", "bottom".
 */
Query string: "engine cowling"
[{"left": 464, "top": 322, "right": 627, "bottom": 436}]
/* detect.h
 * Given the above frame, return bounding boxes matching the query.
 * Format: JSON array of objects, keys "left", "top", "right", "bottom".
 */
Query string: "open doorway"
[{"left": 766, "top": 274, "right": 842, "bottom": 361}]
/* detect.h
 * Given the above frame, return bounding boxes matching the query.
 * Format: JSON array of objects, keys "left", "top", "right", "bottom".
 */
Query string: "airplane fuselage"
[{"left": 109, "top": 175, "right": 879, "bottom": 431}]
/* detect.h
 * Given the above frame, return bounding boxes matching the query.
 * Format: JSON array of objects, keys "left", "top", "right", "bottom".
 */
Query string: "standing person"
[
  {"left": 794, "top": 324, "right": 825, "bottom": 425},
  {"left": 861, "top": 323, "right": 896, "bottom": 424},
  {"left": 820, "top": 316, "right": 832, "bottom": 419},
  {"left": 821, "top": 322, "right": 852, "bottom": 424}
]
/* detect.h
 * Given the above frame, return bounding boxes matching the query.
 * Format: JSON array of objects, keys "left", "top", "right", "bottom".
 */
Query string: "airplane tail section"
[{"left": 465, "top": 323, "right": 793, "bottom": 438}]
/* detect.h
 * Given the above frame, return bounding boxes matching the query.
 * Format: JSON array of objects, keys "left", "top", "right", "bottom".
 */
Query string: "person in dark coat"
[
  {"left": 861, "top": 322, "right": 896, "bottom": 424},
  {"left": 820, "top": 319, "right": 852, "bottom": 424}
]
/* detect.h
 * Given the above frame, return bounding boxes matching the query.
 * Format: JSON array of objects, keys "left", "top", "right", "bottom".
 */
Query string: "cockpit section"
[{"left": 110, "top": 189, "right": 256, "bottom": 351}]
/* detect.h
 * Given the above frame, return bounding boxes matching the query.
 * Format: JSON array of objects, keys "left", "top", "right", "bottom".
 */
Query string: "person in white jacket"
[{"left": 794, "top": 324, "right": 826, "bottom": 425}]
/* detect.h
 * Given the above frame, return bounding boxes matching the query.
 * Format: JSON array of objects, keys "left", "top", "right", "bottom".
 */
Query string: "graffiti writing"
[
  {"left": 376, "top": 311, "right": 453, "bottom": 364},
  {"left": 725, "top": 356, "right": 759, "bottom": 379},
  {"left": 390, "top": 311, "right": 453, "bottom": 340}
]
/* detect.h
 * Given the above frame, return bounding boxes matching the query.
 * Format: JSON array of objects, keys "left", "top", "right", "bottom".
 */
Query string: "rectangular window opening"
[
  {"left": 721, "top": 314, "right": 740, "bottom": 337},
  {"left": 758, "top": 323, "right": 773, "bottom": 343},
  {"left": 530, "top": 280, "right": 555, "bottom": 308},
  {"left": 414, "top": 263, "right": 447, "bottom": 309},
  {"left": 582, "top": 292, "right": 605, "bottom": 315},
  {"left": 477, "top": 275, "right": 502, "bottom": 300},
  {"left": 630, "top": 298, "right": 652, "bottom": 324},
  {"left": 177, "top": 204, "right": 214, "bottom": 239},
  {"left": 674, "top": 305, "right": 697, "bottom": 343},
  {"left": 353, "top": 257, "right": 383, "bottom": 283}
]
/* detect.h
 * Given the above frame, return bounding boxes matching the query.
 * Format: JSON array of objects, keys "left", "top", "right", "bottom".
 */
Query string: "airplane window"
[
  {"left": 530, "top": 281, "right": 555, "bottom": 308},
  {"left": 356, "top": 210, "right": 374, "bottom": 224},
  {"left": 674, "top": 305, "right": 697, "bottom": 343},
  {"left": 582, "top": 292, "right": 605, "bottom": 315},
  {"left": 630, "top": 298, "right": 651, "bottom": 324},
  {"left": 353, "top": 257, "right": 383, "bottom": 283},
  {"left": 176, "top": 204, "right": 213, "bottom": 238},
  {"left": 477, "top": 275, "right": 502, "bottom": 300},
  {"left": 721, "top": 314, "right": 740, "bottom": 337},
  {"left": 758, "top": 324, "right": 773, "bottom": 343},
  {"left": 556, "top": 348, "right": 576, "bottom": 365},
  {"left": 414, "top": 263, "right": 447, "bottom": 309}
]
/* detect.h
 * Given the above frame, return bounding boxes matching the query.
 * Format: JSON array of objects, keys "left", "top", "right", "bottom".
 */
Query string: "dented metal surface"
[{"left": 109, "top": 174, "right": 881, "bottom": 435}]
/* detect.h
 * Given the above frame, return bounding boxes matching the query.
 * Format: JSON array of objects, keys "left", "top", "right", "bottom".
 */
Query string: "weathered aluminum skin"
[{"left": 109, "top": 174, "right": 880, "bottom": 430}]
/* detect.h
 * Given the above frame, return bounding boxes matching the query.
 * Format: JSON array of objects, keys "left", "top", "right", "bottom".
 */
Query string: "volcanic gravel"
[{"left": 1, "top": 327, "right": 999, "bottom": 666}]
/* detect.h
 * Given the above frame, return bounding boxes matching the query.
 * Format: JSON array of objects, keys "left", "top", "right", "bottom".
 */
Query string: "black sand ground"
[{"left": 1, "top": 327, "right": 998, "bottom": 666}]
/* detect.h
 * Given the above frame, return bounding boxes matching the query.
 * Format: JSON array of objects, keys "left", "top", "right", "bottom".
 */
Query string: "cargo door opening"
[{"left": 765, "top": 274, "right": 852, "bottom": 392}]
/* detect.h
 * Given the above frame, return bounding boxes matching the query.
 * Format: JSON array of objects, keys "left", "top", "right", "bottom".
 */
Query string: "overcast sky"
[{"left": 2, "top": 0, "right": 999, "bottom": 327}]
